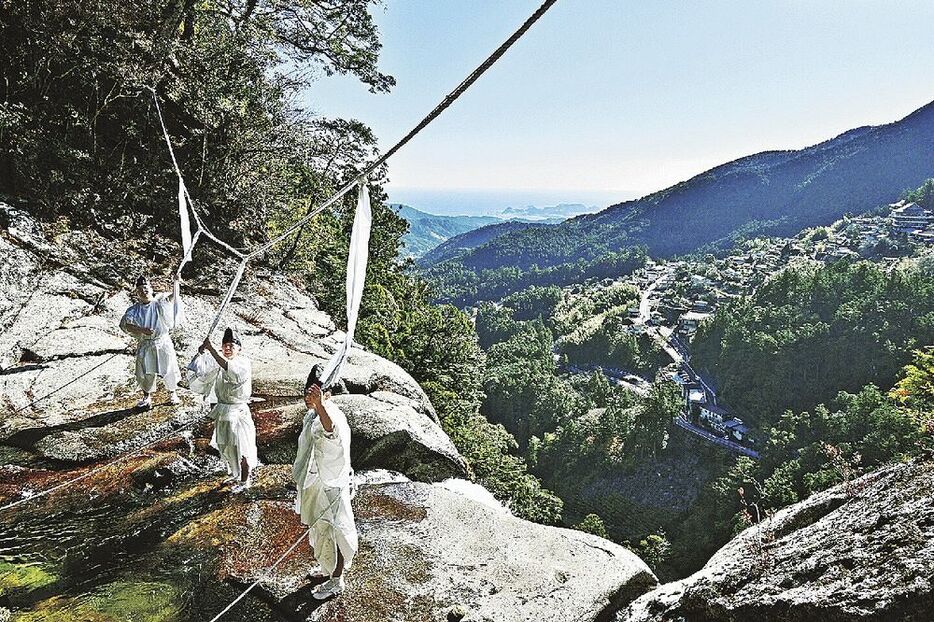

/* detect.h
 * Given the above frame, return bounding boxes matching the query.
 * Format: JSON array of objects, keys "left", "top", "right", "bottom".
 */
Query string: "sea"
[{"left": 386, "top": 187, "right": 637, "bottom": 218}]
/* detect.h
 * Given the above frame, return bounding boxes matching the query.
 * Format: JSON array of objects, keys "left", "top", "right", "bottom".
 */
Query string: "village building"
[
  {"left": 723, "top": 418, "right": 753, "bottom": 444},
  {"left": 699, "top": 403, "right": 731, "bottom": 431},
  {"left": 676, "top": 310, "right": 711, "bottom": 340},
  {"left": 889, "top": 201, "right": 934, "bottom": 237}
]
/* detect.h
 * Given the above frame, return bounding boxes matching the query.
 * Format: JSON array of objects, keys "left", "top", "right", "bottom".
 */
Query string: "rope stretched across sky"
[
  {"left": 153, "top": 0, "right": 561, "bottom": 339},
  {"left": 2, "top": 0, "right": 560, "bottom": 615}
]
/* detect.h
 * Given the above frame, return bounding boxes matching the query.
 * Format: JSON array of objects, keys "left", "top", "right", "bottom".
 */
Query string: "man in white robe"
[
  {"left": 293, "top": 365, "right": 357, "bottom": 599},
  {"left": 120, "top": 275, "right": 182, "bottom": 409},
  {"left": 190, "top": 328, "right": 258, "bottom": 492}
]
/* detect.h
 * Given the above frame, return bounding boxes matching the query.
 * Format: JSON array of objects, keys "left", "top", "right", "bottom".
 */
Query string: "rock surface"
[
  {"left": 619, "top": 460, "right": 934, "bottom": 622},
  {"left": 0, "top": 203, "right": 463, "bottom": 483},
  {"left": 0, "top": 204, "right": 658, "bottom": 622},
  {"left": 172, "top": 467, "right": 658, "bottom": 622}
]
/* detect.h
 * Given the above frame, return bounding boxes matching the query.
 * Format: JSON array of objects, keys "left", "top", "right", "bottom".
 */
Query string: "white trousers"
[{"left": 138, "top": 372, "right": 179, "bottom": 394}]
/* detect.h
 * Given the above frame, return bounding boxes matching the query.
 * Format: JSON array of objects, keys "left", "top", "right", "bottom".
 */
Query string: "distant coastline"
[{"left": 387, "top": 187, "right": 638, "bottom": 218}]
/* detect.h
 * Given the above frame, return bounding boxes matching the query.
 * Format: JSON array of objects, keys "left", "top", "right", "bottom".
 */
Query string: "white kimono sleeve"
[
  {"left": 308, "top": 402, "right": 352, "bottom": 490},
  {"left": 223, "top": 357, "right": 250, "bottom": 385},
  {"left": 187, "top": 351, "right": 219, "bottom": 402},
  {"left": 119, "top": 306, "right": 140, "bottom": 337},
  {"left": 314, "top": 429, "right": 350, "bottom": 489}
]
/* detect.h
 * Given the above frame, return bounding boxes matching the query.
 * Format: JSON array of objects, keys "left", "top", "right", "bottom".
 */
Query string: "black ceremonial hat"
[{"left": 222, "top": 327, "right": 241, "bottom": 346}]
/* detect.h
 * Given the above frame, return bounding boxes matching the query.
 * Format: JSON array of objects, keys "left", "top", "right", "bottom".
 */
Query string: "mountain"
[
  {"left": 396, "top": 203, "right": 566, "bottom": 259},
  {"left": 419, "top": 220, "right": 553, "bottom": 266},
  {"left": 395, "top": 204, "right": 501, "bottom": 258},
  {"left": 438, "top": 99, "right": 934, "bottom": 271}
]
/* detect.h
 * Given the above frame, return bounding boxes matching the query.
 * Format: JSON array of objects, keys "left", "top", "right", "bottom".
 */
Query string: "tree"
[
  {"left": 693, "top": 260, "right": 934, "bottom": 429},
  {"left": 0, "top": 0, "right": 394, "bottom": 241},
  {"left": 904, "top": 178, "right": 934, "bottom": 209},
  {"left": 503, "top": 285, "right": 563, "bottom": 323},
  {"left": 891, "top": 347, "right": 934, "bottom": 414},
  {"left": 632, "top": 532, "right": 671, "bottom": 571},
  {"left": 628, "top": 378, "right": 680, "bottom": 459},
  {"left": 0, "top": 0, "right": 572, "bottom": 532},
  {"left": 476, "top": 302, "right": 518, "bottom": 349},
  {"left": 575, "top": 514, "right": 608, "bottom": 539}
]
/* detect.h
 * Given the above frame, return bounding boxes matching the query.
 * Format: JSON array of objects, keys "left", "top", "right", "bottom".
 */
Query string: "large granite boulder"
[
  {"left": 168, "top": 467, "right": 658, "bottom": 622},
  {"left": 619, "top": 460, "right": 934, "bottom": 622},
  {"left": 0, "top": 203, "right": 464, "bottom": 484},
  {"left": 252, "top": 399, "right": 466, "bottom": 482},
  {"left": 331, "top": 392, "right": 465, "bottom": 481}
]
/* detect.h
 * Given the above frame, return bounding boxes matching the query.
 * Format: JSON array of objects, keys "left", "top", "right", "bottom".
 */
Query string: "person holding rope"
[
  {"left": 293, "top": 364, "right": 358, "bottom": 600},
  {"left": 120, "top": 275, "right": 183, "bottom": 409},
  {"left": 189, "top": 327, "right": 258, "bottom": 492}
]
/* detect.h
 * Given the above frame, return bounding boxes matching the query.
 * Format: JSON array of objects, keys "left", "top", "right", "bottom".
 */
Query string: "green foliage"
[
  {"left": 475, "top": 302, "right": 519, "bottom": 349},
  {"left": 891, "top": 347, "right": 934, "bottom": 416},
  {"left": 482, "top": 319, "right": 573, "bottom": 445},
  {"left": 671, "top": 456, "right": 761, "bottom": 572},
  {"left": 693, "top": 260, "right": 934, "bottom": 428},
  {"left": 536, "top": 376, "right": 676, "bottom": 480},
  {"left": 503, "top": 285, "right": 563, "bottom": 323},
  {"left": 629, "top": 379, "right": 680, "bottom": 459},
  {"left": 447, "top": 415, "right": 563, "bottom": 525},
  {"left": 0, "top": 0, "right": 392, "bottom": 242},
  {"left": 761, "top": 385, "right": 920, "bottom": 500},
  {"left": 672, "top": 350, "right": 934, "bottom": 576},
  {"left": 558, "top": 308, "right": 662, "bottom": 374},
  {"left": 574, "top": 513, "right": 608, "bottom": 539},
  {"left": 349, "top": 280, "right": 563, "bottom": 526},
  {"left": 426, "top": 246, "right": 647, "bottom": 306},
  {"left": 903, "top": 178, "right": 934, "bottom": 209},
  {"left": 629, "top": 532, "right": 671, "bottom": 571}
]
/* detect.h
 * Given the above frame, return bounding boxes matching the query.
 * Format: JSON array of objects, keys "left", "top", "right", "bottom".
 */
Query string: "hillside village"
[{"left": 562, "top": 200, "right": 934, "bottom": 455}]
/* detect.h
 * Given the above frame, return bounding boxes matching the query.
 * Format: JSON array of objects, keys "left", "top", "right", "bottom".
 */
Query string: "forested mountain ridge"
[
  {"left": 395, "top": 204, "right": 562, "bottom": 258},
  {"left": 435, "top": 99, "right": 934, "bottom": 274},
  {"left": 394, "top": 204, "right": 500, "bottom": 257},
  {"left": 419, "top": 219, "right": 552, "bottom": 265}
]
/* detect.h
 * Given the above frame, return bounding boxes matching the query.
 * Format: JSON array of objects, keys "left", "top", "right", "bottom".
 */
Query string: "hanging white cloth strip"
[
  {"left": 320, "top": 183, "right": 371, "bottom": 388},
  {"left": 151, "top": 89, "right": 246, "bottom": 261}
]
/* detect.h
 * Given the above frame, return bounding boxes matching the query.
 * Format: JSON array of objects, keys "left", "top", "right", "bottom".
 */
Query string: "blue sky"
[{"left": 302, "top": 0, "right": 934, "bottom": 209}]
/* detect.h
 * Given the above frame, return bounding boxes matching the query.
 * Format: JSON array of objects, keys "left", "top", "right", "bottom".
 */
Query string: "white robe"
[
  {"left": 120, "top": 294, "right": 181, "bottom": 392},
  {"left": 188, "top": 352, "right": 257, "bottom": 479},
  {"left": 293, "top": 402, "right": 357, "bottom": 575}
]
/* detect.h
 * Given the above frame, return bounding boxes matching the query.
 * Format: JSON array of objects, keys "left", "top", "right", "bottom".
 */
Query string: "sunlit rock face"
[
  {"left": 0, "top": 202, "right": 464, "bottom": 482},
  {"left": 169, "top": 467, "right": 658, "bottom": 622},
  {"left": 619, "top": 460, "right": 934, "bottom": 622},
  {"left": 0, "top": 204, "right": 658, "bottom": 622}
]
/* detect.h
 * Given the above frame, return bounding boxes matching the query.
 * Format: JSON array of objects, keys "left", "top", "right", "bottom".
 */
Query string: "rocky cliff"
[
  {"left": 618, "top": 460, "right": 934, "bottom": 622},
  {"left": 0, "top": 203, "right": 656, "bottom": 621}
]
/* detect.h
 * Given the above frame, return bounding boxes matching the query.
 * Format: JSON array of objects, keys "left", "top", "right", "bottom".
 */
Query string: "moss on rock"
[
  {"left": 13, "top": 580, "right": 182, "bottom": 622},
  {"left": 0, "top": 561, "right": 58, "bottom": 597}
]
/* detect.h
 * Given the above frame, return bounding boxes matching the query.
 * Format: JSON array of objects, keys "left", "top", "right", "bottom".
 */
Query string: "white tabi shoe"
[
  {"left": 311, "top": 576, "right": 345, "bottom": 600},
  {"left": 231, "top": 479, "right": 252, "bottom": 494},
  {"left": 136, "top": 395, "right": 152, "bottom": 410},
  {"left": 168, "top": 391, "right": 181, "bottom": 405}
]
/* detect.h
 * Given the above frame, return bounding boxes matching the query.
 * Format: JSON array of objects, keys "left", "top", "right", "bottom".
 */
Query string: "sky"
[{"left": 302, "top": 0, "right": 934, "bottom": 214}]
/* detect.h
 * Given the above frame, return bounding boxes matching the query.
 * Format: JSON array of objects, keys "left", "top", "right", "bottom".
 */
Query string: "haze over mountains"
[
  {"left": 395, "top": 203, "right": 591, "bottom": 258},
  {"left": 422, "top": 99, "right": 934, "bottom": 272}
]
